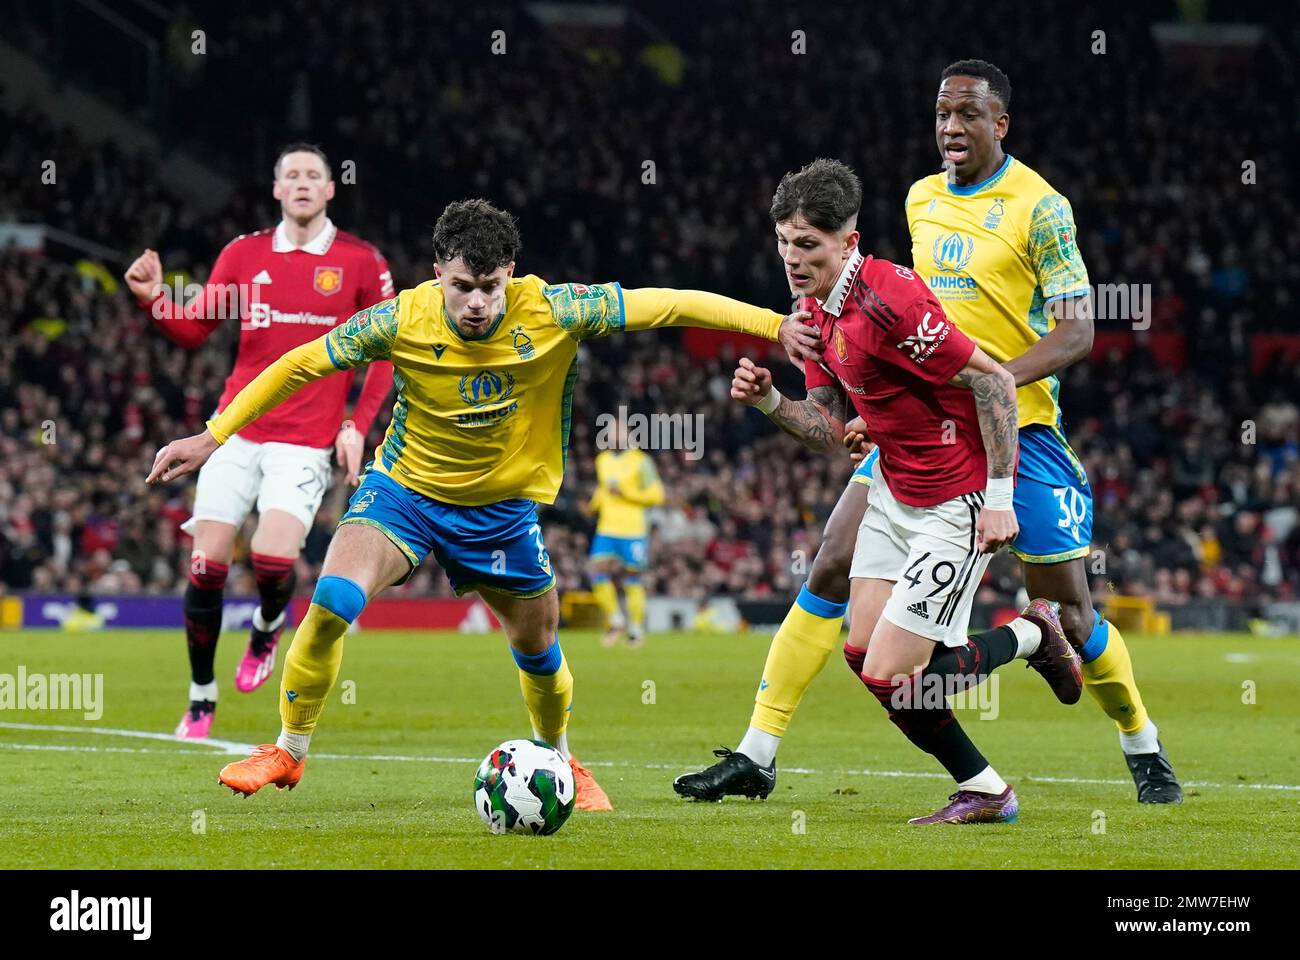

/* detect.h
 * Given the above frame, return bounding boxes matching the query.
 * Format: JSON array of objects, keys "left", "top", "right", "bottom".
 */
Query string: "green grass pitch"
[{"left": 0, "top": 627, "right": 1296, "bottom": 869}]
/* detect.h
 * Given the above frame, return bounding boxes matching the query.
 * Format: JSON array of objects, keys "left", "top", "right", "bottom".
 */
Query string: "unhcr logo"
[
  {"left": 932, "top": 232, "right": 975, "bottom": 273},
  {"left": 458, "top": 369, "right": 516, "bottom": 407}
]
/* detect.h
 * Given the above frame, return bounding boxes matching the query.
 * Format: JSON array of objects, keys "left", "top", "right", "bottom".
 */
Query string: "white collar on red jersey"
[
  {"left": 818, "top": 246, "right": 866, "bottom": 318},
  {"left": 272, "top": 217, "right": 337, "bottom": 255}
]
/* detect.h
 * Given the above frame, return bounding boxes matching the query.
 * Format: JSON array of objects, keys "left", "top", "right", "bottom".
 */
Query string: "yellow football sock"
[
  {"left": 279, "top": 602, "right": 349, "bottom": 735},
  {"left": 750, "top": 586, "right": 846, "bottom": 737},
  {"left": 516, "top": 644, "right": 574, "bottom": 749},
  {"left": 1081, "top": 618, "right": 1149, "bottom": 735},
  {"left": 591, "top": 578, "right": 622, "bottom": 627},
  {"left": 625, "top": 580, "right": 647, "bottom": 633}
]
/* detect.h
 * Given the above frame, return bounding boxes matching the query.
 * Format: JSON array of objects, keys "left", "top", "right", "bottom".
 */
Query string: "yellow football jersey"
[
  {"left": 906, "top": 155, "right": 1090, "bottom": 428},
  {"left": 206, "top": 276, "right": 783, "bottom": 506},
  {"left": 590, "top": 449, "right": 664, "bottom": 538}
]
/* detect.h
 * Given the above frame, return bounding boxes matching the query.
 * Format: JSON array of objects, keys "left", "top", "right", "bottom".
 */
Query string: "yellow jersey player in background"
[
  {"left": 677, "top": 60, "right": 1181, "bottom": 807},
  {"left": 148, "top": 198, "right": 821, "bottom": 813},
  {"left": 587, "top": 424, "right": 664, "bottom": 648}
]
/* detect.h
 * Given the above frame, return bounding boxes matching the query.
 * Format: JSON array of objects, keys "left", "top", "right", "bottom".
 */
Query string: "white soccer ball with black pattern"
[{"left": 473, "top": 739, "right": 575, "bottom": 835}]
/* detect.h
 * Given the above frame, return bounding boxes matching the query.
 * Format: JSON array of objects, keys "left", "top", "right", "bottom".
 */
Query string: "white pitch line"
[
  {"left": 0, "top": 720, "right": 251, "bottom": 754},
  {"left": 2, "top": 721, "right": 1298, "bottom": 792}
]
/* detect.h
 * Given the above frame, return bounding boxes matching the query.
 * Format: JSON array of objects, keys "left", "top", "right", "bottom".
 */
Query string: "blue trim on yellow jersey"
[
  {"left": 325, "top": 336, "right": 344, "bottom": 370},
  {"left": 614, "top": 281, "right": 627, "bottom": 328},
  {"left": 380, "top": 369, "right": 410, "bottom": 470},
  {"left": 559, "top": 355, "right": 579, "bottom": 468},
  {"left": 442, "top": 303, "right": 507, "bottom": 343},
  {"left": 946, "top": 154, "right": 1014, "bottom": 196},
  {"left": 1044, "top": 289, "right": 1090, "bottom": 304}
]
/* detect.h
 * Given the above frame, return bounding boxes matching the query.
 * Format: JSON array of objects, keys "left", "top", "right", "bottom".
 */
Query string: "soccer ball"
[{"left": 473, "top": 739, "right": 575, "bottom": 835}]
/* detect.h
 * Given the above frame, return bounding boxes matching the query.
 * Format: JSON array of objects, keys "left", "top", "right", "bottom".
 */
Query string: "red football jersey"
[
  {"left": 146, "top": 219, "right": 394, "bottom": 448},
  {"left": 803, "top": 249, "right": 986, "bottom": 507}
]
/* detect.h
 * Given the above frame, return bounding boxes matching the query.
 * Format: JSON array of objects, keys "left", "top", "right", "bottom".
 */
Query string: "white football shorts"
[
  {"left": 848, "top": 457, "right": 991, "bottom": 647},
  {"left": 182, "top": 434, "right": 332, "bottom": 544}
]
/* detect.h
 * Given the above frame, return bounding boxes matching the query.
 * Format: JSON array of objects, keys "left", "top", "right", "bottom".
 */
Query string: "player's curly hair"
[
  {"left": 769, "top": 158, "right": 862, "bottom": 233},
  {"left": 432, "top": 199, "right": 521, "bottom": 276},
  {"left": 940, "top": 59, "right": 1012, "bottom": 111}
]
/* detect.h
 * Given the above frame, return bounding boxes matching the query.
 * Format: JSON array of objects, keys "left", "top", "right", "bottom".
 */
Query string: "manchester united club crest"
[
  {"left": 833, "top": 325, "right": 848, "bottom": 363},
  {"left": 314, "top": 266, "right": 344, "bottom": 296}
]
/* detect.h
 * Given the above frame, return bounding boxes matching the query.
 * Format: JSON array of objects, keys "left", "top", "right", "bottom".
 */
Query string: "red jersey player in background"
[
  {"left": 676, "top": 159, "right": 1080, "bottom": 823},
  {"left": 124, "top": 143, "right": 394, "bottom": 740}
]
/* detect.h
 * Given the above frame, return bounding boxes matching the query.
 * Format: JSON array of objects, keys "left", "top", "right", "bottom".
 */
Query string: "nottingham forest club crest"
[
  {"left": 511, "top": 325, "right": 536, "bottom": 360},
  {"left": 983, "top": 198, "right": 1006, "bottom": 230}
]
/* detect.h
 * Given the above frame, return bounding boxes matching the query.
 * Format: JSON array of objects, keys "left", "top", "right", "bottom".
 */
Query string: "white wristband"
[
  {"left": 984, "top": 476, "right": 1014, "bottom": 511},
  {"left": 754, "top": 386, "right": 783, "bottom": 415}
]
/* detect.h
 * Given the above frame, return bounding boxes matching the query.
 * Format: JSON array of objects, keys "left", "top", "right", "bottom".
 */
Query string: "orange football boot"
[
  {"left": 569, "top": 755, "right": 613, "bottom": 811},
  {"left": 218, "top": 743, "right": 306, "bottom": 797}
]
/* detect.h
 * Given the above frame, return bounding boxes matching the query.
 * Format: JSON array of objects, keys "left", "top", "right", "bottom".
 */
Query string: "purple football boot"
[
  {"left": 908, "top": 786, "right": 1020, "bottom": 825},
  {"left": 1020, "top": 598, "right": 1083, "bottom": 704}
]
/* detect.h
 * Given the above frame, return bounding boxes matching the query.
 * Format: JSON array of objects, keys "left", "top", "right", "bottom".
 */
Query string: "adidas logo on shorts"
[{"left": 906, "top": 601, "right": 929, "bottom": 620}]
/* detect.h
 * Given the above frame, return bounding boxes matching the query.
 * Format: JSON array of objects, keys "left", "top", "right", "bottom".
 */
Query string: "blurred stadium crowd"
[{"left": 1, "top": 0, "right": 1296, "bottom": 608}]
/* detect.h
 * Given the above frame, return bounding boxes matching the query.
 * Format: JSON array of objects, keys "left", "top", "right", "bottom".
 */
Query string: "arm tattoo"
[
  {"left": 769, "top": 384, "right": 847, "bottom": 452},
  {"left": 953, "top": 368, "right": 1018, "bottom": 478}
]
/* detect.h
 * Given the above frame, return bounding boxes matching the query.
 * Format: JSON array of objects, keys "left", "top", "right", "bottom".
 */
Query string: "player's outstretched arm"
[
  {"left": 622, "top": 288, "right": 822, "bottom": 361},
  {"left": 145, "top": 337, "right": 336, "bottom": 485},
  {"left": 732, "top": 357, "right": 848, "bottom": 453},
  {"left": 147, "top": 298, "right": 400, "bottom": 485},
  {"left": 950, "top": 346, "right": 1019, "bottom": 552},
  {"left": 543, "top": 282, "right": 821, "bottom": 362}
]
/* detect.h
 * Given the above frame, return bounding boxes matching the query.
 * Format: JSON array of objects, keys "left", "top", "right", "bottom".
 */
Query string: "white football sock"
[
  {"left": 958, "top": 765, "right": 1008, "bottom": 795},
  {"left": 252, "top": 607, "right": 286, "bottom": 633},
  {"left": 736, "top": 727, "right": 780, "bottom": 767},
  {"left": 1119, "top": 719, "right": 1160, "bottom": 755},
  {"left": 535, "top": 728, "right": 570, "bottom": 761},
  {"left": 276, "top": 729, "right": 311, "bottom": 761},
  {"left": 189, "top": 680, "right": 218, "bottom": 703},
  {"left": 1007, "top": 617, "right": 1042, "bottom": 659}
]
